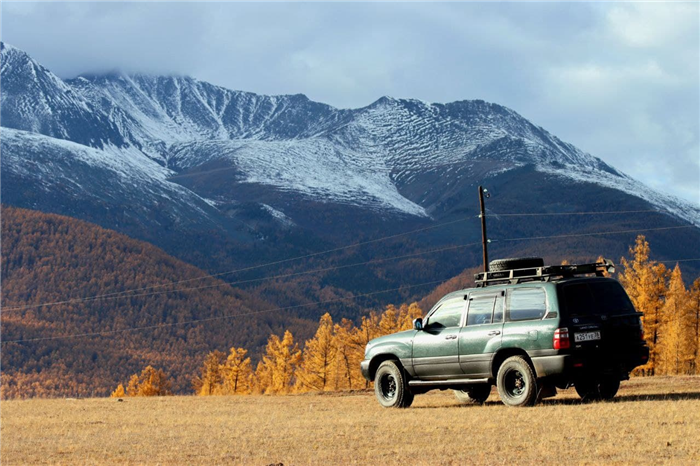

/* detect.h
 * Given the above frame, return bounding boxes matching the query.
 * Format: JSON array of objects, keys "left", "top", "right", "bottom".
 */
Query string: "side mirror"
[{"left": 413, "top": 318, "right": 423, "bottom": 331}]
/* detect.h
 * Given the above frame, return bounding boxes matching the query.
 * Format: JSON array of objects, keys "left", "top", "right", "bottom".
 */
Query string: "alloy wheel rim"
[
  {"left": 505, "top": 369, "right": 526, "bottom": 397},
  {"left": 379, "top": 374, "right": 397, "bottom": 400}
]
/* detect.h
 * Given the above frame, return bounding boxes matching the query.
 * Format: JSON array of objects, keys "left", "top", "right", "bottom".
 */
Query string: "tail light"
[{"left": 553, "top": 328, "right": 570, "bottom": 350}]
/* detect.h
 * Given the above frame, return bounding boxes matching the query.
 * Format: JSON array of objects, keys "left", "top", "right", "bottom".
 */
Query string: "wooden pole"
[{"left": 478, "top": 186, "right": 488, "bottom": 272}]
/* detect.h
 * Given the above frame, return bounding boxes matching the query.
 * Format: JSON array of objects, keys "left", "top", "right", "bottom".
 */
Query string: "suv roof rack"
[{"left": 474, "top": 258, "right": 615, "bottom": 288}]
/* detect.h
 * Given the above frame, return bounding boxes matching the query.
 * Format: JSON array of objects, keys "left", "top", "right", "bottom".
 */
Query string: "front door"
[
  {"left": 412, "top": 296, "right": 465, "bottom": 378},
  {"left": 459, "top": 293, "right": 504, "bottom": 378}
]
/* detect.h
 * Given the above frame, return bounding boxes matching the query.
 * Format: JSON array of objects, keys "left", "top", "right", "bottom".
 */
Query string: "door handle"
[
  {"left": 488, "top": 330, "right": 501, "bottom": 336},
  {"left": 444, "top": 335, "right": 457, "bottom": 340}
]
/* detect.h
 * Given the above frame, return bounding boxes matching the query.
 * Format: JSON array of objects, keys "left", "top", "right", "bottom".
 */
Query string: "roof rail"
[{"left": 474, "top": 258, "right": 615, "bottom": 288}]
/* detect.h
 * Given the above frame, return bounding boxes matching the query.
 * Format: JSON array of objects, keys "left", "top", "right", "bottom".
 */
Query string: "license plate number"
[{"left": 575, "top": 331, "right": 601, "bottom": 342}]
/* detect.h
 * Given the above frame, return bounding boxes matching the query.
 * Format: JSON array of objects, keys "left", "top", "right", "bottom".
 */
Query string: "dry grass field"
[{"left": 2, "top": 376, "right": 700, "bottom": 465}]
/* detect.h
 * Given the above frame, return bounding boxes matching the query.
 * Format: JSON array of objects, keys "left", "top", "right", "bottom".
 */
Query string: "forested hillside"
[{"left": 0, "top": 206, "right": 319, "bottom": 397}]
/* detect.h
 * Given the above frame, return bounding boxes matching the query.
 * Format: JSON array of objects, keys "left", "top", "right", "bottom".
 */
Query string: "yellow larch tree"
[
  {"left": 110, "top": 384, "right": 126, "bottom": 398},
  {"left": 331, "top": 318, "right": 360, "bottom": 390},
  {"left": 136, "top": 366, "right": 172, "bottom": 396},
  {"left": 348, "top": 312, "right": 382, "bottom": 388},
  {"left": 379, "top": 304, "right": 401, "bottom": 335},
  {"left": 658, "top": 265, "right": 694, "bottom": 375},
  {"left": 222, "top": 347, "right": 253, "bottom": 395},
  {"left": 295, "top": 313, "right": 337, "bottom": 392},
  {"left": 619, "top": 235, "right": 669, "bottom": 375},
  {"left": 255, "top": 330, "right": 301, "bottom": 394},
  {"left": 193, "top": 351, "right": 226, "bottom": 396},
  {"left": 126, "top": 373, "right": 140, "bottom": 396},
  {"left": 397, "top": 302, "right": 423, "bottom": 331},
  {"left": 691, "top": 279, "right": 700, "bottom": 375}
]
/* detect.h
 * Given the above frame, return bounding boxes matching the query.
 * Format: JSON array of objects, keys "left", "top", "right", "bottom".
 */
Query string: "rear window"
[
  {"left": 562, "top": 281, "right": 635, "bottom": 317},
  {"left": 507, "top": 288, "right": 546, "bottom": 322}
]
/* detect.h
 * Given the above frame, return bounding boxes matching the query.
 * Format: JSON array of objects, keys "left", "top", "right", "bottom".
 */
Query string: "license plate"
[{"left": 575, "top": 331, "right": 601, "bottom": 342}]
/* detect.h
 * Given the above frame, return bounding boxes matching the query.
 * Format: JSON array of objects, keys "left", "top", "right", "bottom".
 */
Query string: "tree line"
[{"left": 112, "top": 234, "right": 700, "bottom": 397}]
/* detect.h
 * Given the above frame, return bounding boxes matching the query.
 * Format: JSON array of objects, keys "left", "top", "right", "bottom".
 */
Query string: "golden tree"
[
  {"left": 349, "top": 312, "right": 382, "bottom": 388},
  {"left": 255, "top": 330, "right": 301, "bottom": 394},
  {"left": 222, "top": 347, "right": 253, "bottom": 395},
  {"left": 331, "top": 318, "right": 360, "bottom": 390},
  {"left": 379, "top": 304, "right": 401, "bottom": 335},
  {"left": 397, "top": 302, "right": 423, "bottom": 330},
  {"left": 137, "top": 366, "right": 172, "bottom": 396},
  {"left": 619, "top": 235, "right": 669, "bottom": 375},
  {"left": 193, "top": 351, "right": 226, "bottom": 396},
  {"left": 658, "top": 265, "right": 694, "bottom": 375},
  {"left": 691, "top": 279, "right": 700, "bottom": 375},
  {"left": 295, "top": 313, "right": 337, "bottom": 392},
  {"left": 126, "top": 374, "right": 140, "bottom": 396},
  {"left": 110, "top": 384, "right": 126, "bottom": 398}
]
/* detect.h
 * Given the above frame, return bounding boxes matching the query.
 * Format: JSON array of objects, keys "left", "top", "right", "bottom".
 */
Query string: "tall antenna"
[{"left": 478, "top": 186, "right": 489, "bottom": 272}]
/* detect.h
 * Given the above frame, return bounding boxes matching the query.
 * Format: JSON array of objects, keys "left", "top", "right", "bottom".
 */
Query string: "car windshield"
[{"left": 562, "top": 281, "right": 636, "bottom": 317}]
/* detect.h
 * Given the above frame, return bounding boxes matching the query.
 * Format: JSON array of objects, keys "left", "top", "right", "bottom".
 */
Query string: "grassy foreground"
[{"left": 2, "top": 377, "right": 700, "bottom": 465}]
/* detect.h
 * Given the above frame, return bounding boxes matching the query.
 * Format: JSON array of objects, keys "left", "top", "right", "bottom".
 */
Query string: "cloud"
[{"left": 1, "top": 1, "right": 698, "bottom": 203}]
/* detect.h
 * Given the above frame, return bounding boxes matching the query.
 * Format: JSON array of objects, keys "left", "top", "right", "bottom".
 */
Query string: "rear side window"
[
  {"left": 427, "top": 298, "right": 464, "bottom": 328},
  {"left": 507, "top": 288, "right": 546, "bottom": 322},
  {"left": 563, "top": 281, "right": 635, "bottom": 316},
  {"left": 467, "top": 296, "right": 496, "bottom": 326}
]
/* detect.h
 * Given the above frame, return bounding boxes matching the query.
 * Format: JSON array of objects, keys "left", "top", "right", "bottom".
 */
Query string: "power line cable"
[
  {"left": 1, "top": 224, "right": 694, "bottom": 312},
  {"left": 1, "top": 278, "right": 450, "bottom": 344},
  {"left": 0, "top": 215, "right": 476, "bottom": 312},
  {"left": 488, "top": 209, "right": 665, "bottom": 217},
  {"left": 492, "top": 225, "right": 693, "bottom": 242},
  {"left": 1, "top": 241, "right": 483, "bottom": 312}
]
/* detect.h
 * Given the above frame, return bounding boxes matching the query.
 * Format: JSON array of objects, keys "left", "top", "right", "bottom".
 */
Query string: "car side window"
[
  {"left": 507, "top": 288, "right": 547, "bottom": 322},
  {"left": 426, "top": 298, "right": 464, "bottom": 329},
  {"left": 467, "top": 296, "right": 496, "bottom": 326}
]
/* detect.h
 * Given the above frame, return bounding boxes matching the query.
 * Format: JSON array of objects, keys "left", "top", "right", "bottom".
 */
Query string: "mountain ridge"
[{"left": 2, "top": 41, "right": 699, "bottom": 294}]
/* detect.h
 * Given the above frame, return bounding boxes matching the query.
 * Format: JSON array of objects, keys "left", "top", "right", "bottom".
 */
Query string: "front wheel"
[
  {"left": 374, "top": 360, "right": 414, "bottom": 408},
  {"left": 496, "top": 356, "right": 538, "bottom": 407}
]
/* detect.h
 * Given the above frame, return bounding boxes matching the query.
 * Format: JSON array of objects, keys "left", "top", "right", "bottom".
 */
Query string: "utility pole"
[{"left": 478, "top": 186, "right": 489, "bottom": 272}]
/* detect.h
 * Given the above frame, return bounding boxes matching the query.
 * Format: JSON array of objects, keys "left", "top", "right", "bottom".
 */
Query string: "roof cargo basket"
[{"left": 474, "top": 258, "right": 615, "bottom": 287}]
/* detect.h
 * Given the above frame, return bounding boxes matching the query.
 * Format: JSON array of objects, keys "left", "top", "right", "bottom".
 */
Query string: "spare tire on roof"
[{"left": 489, "top": 257, "right": 544, "bottom": 272}]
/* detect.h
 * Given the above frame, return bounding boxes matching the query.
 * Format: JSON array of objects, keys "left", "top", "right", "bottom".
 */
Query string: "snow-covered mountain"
[{"left": 2, "top": 42, "right": 699, "bottom": 269}]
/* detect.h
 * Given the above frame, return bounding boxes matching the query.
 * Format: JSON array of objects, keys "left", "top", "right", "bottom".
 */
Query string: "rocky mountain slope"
[{"left": 2, "top": 41, "right": 699, "bottom": 302}]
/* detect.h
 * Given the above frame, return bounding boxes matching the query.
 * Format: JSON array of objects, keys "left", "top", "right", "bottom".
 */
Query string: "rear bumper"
[
  {"left": 360, "top": 360, "right": 371, "bottom": 381},
  {"left": 531, "top": 345, "right": 650, "bottom": 379}
]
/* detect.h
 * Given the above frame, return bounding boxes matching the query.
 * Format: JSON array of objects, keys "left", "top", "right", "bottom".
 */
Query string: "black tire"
[
  {"left": 576, "top": 375, "right": 620, "bottom": 402},
  {"left": 374, "top": 360, "right": 414, "bottom": 408},
  {"left": 574, "top": 377, "right": 600, "bottom": 402},
  {"left": 496, "top": 356, "right": 538, "bottom": 407},
  {"left": 489, "top": 257, "right": 544, "bottom": 272},
  {"left": 454, "top": 385, "right": 491, "bottom": 404},
  {"left": 599, "top": 376, "right": 620, "bottom": 400}
]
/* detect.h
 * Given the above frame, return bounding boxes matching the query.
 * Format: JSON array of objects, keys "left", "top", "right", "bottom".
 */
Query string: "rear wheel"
[
  {"left": 374, "top": 360, "right": 414, "bottom": 408},
  {"left": 575, "top": 375, "right": 620, "bottom": 401},
  {"left": 454, "top": 385, "right": 491, "bottom": 404},
  {"left": 598, "top": 377, "right": 620, "bottom": 400},
  {"left": 497, "top": 356, "right": 538, "bottom": 407}
]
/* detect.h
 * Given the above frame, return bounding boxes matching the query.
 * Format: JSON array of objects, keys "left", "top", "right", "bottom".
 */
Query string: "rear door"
[
  {"left": 412, "top": 296, "right": 465, "bottom": 378},
  {"left": 458, "top": 292, "right": 505, "bottom": 378},
  {"left": 560, "top": 280, "right": 643, "bottom": 354}
]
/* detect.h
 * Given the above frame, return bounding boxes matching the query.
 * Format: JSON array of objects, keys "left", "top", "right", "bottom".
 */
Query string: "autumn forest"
[{"left": 1, "top": 206, "right": 699, "bottom": 399}]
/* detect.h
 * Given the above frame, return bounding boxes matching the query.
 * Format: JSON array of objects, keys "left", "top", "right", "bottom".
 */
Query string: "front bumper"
[{"left": 360, "top": 360, "right": 371, "bottom": 381}]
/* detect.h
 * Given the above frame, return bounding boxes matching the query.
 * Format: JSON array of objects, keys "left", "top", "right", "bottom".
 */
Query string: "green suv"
[{"left": 361, "top": 258, "right": 650, "bottom": 408}]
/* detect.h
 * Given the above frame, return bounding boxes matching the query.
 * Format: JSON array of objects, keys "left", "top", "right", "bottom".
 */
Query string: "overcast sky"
[{"left": 2, "top": 1, "right": 698, "bottom": 204}]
